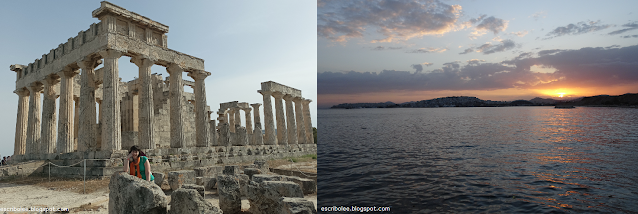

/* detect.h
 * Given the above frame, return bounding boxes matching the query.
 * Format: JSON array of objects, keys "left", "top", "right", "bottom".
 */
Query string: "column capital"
[
  {"left": 250, "top": 103, "right": 262, "bottom": 108},
  {"left": 14, "top": 87, "right": 30, "bottom": 97},
  {"left": 76, "top": 58, "right": 103, "bottom": 70},
  {"left": 58, "top": 67, "right": 80, "bottom": 78},
  {"left": 28, "top": 82, "right": 44, "bottom": 92},
  {"left": 187, "top": 70, "right": 211, "bottom": 81},
  {"left": 302, "top": 99, "right": 313, "bottom": 104},
  {"left": 258, "top": 90, "right": 272, "bottom": 96},
  {"left": 42, "top": 74, "right": 61, "bottom": 86},
  {"left": 243, "top": 107, "right": 252, "bottom": 112},
  {"left": 98, "top": 49, "right": 123, "bottom": 59},
  {"left": 283, "top": 94, "right": 294, "bottom": 101},
  {"left": 166, "top": 63, "right": 185, "bottom": 75},
  {"left": 130, "top": 56, "right": 155, "bottom": 68},
  {"left": 292, "top": 96, "right": 304, "bottom": 102},
  {"left": 271, "top": 91, "right": 284, "bottom": 99}
]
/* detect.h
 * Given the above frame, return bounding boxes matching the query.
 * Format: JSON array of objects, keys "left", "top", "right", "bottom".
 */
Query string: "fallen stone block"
[
  {"left": 253, "top": 159, "right": 269, "bottom": 172},
  {"left": 194, "top": 166, "right": 223, "bottom": 177},
  {"left": 282, "top": 197, "right": 317, "bottom": 214},
  {"left": 169, "top": 189, "right": 222, "bottom": 214},
  {"left": 182, "top": 184, "right": 205, "bottom": 198},
  {"left": 252, "top": 174, "right": 285, "bottom": 183},
  {"left": 196, "top": 177, "right": 203, "bottom": 186},
  {"left": 223, "top": 165, "right": 239, "bottom": 175},
  {"left": 237, "top": 174, "right": 249, "bottom": 196},
  {"left": 153, "top": 172, "right": 165, "bottom": 187},
  {"left": 244, "top": 168, "right": 261, "bottom": 180},
  {"left": 217, "top": 174, "right": 241, "bottom": 214},
  {"left": 109, "top": 171, "right": 167, "bottom": 214},
  {"left": 248, "top": 181, "right": 304, "bottom": 214},
  {"left": 168, "top": 170, "right": 196, "bottom": 190},
  {"left": 202, "top": 176, "right": 217, "bottom": 190},
  {"left": 285, "top": 176, "right": 317, "bottom": 195}
]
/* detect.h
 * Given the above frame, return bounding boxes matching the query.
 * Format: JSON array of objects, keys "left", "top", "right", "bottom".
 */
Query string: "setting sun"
[{"left": 558, "top": 93, "right": 565, "bottom": 98}]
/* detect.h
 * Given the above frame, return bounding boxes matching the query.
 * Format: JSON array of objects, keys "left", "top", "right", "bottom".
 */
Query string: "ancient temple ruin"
[{"left": 7, "top": 1, "right": 315, "bottom": 177}]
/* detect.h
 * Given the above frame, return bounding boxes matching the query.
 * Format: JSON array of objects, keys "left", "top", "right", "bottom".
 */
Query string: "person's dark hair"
[
  {"left": 129, "top": 145, "right": 141, "bottom": 154},
  {"left": 128, "top": 145, "right": 146, "bottom": 156}
]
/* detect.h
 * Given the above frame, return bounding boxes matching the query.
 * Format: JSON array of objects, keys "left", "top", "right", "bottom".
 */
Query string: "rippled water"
[{"left": 318, "top": 107, "right": 638, "bottom": 213}]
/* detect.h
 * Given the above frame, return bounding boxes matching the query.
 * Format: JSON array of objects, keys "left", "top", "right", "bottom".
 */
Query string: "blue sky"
[
  {"left": 318, "top": 0, "right": 638, "bottom": 107},
  {"left": 0, "top": 1, "right": 316, "bottom": 156}
]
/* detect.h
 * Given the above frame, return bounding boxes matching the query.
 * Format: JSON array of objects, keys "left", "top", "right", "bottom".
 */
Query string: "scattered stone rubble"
[
  {"left": 109, "top": 172, "right": 168, "bottom": 214},
  {"left": 169, "top": 189, "right": 222, "bottom": 214}
]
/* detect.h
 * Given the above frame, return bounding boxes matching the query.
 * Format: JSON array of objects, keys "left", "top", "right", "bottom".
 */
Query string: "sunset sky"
[{"left": 318, "top": 0, "right": 638, "bottom": 108}]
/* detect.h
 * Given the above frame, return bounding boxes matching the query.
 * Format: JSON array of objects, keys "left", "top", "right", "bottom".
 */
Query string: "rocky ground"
[{"left": 0, "top": 159, "right": 317, "bottom": 213}]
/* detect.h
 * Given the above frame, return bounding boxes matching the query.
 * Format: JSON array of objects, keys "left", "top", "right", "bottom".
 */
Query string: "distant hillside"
[
  {"left": 330, "top": 101, "right": 397, "bottom": 109},
  {"left": 569, "top": 93, "right": 638, "bottom": 106},
  {"left": 330, "top": 93, "right": 638, "bottom": 109}
]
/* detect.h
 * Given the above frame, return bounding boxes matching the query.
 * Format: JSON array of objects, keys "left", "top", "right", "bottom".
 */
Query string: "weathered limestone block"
[
  {"left": 252, "top": 174, "right": 285, "bottom": 184},
  {"left": 217, "top": 175, "right": 241, "bottom": 214},
  {"left": 108, "top": 172, "right": 167, "bottom": 214},
  {"left": 194, "top": 166, "right": 223, "bottom": 177},
  {"left": 196, "top": 176, "right": 203, "bottom": 185},
  {"left": 282, "top": 197, "right": 317, "bottom": 214},
  {"left": 238, "top": 174, "right": 250, "bottom": 197},
  {"left": 247, "top": 181, "right": 304, "bottom": 214},
  {"left": 168, "top": 170, "right": 196, "bottom": 190},
  {"left": 153, "top": 172, "right": 165, "bottom": 186},
  {"left": 253, "top": 159, "right": 269, "bottom": 173},
  {"left": 223, "top": 165, "right": 239, "bottom": 175},
  {"left": 234, "top": 127, "right": 249, "bottom": 146},
  {"left": 286, "top": 176, "right": 317, "bottom": 195},
  {"left": 182, "top": 184, "right": 205, "bottom": 198},
  {"left": 203, "top": 177, "right": 217, "bottom": 190},
  {"left": 244, "top": 168, "right": 261, "bottom": 180},
  {"left": 169, "top": 189, "right": 222, "bottom": 214}
]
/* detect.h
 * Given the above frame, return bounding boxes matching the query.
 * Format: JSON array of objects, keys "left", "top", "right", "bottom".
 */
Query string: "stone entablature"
[
  {"left": 13, "top": 1, "right": 204, "bottom": 91},
  {"left": 260, "top": 81, "right": 301, "bottom": 98}
]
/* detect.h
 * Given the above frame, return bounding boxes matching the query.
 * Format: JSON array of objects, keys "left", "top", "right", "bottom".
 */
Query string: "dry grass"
[
  {"left": 268, "top": 154, "right": 317, "bottom": 173},
  {"left": 0, "top": 175, "right": 110, "bottom": 194}
]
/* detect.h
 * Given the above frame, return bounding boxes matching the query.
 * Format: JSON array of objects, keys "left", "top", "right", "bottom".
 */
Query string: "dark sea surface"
[{"left": 318, "top": 107, "right": 638, "bottom": 213}]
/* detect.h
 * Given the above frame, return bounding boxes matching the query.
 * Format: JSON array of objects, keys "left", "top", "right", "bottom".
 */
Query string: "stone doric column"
[
  {"left": 233, "top": 107, "right": 242, "bottom": 128},
  {"left": 166, "top": 63, "right": 185, "bottom": 148},
  {"left": 56, "top": 68, "right": 79, "bottom": 154},
  {"left": 259, "top": 91, "right": 276, "bottom": 145},
  {"left": 41, "top": 75, "right": 60, "bottom": 154},
  {"left": 26, "top": 82, "right": 43, "bottom": 155},
  {"left": 99, "top": 50, "right": 123, "bottom": 151},
  {"left": 96, "top": 98, "right": 102, "bottom": 123},
  {"left": 73, "top": 96, "right": 79, "bottom": 150},
  {"left": 131, "top": 56, "right": 156, "bottom": 149},
  {"left": 293, "top": 97, "right": 306, "bottom": 144},
  {"left": 250, "top": 103, "right": 263, "bottom": 145},
  {"left": 14, "top": 88, "right": 29, "bottom": 155},
  {"left": 228, "top": 109, "right": 235, "bottom": 133},
  {"left": 77, "top": 58, "right": 101, "bottom": 152},
  {"left": 188, "top": 70, "right": 211, "bottom": 147},
  {"left": 209, "top": 119, "right": 217, "bottom": 146},
  {"left": 271, "top": 92, "right": 287, "bottom": 145},
  {"left": 283, "top": 94, "right": 298, "bottom": 145},
  {"left": 244, "top": 108, "right": 253, "bottom": 135},
  {"left": 251, "top": 103, "right": 262, "bottom": 130},
  {"left": 302, "top": 99, "right": 313, "bottom": 144}
]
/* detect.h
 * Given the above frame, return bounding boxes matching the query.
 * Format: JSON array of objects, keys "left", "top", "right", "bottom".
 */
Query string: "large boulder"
[
  {"left": 168, "top": 170, "right": 196, "bottom": 190},
  {"left": 285, "top": 176, "right": 317, "bottom": 195},
  {"left": 252, "top": 174, "right": 285, "bottom": 183},
  {"left": 109, "top": 172, "right": 168, "bottom": 214},
  {"left": 217, "top": 175, "right": 241, "bottom": 214},
  {"left": 182, "top": 184, "right": 205, "bottom": 198},
  {"left": 248, "top": 181, "right": 304, "bottom": 214},
  {"left": 168, "top": 189, "right": 222, "bottom": 214},
  {"left": 153, "top": 172, "right": 165, "bottom": 186},
  {"left": 282, "top": 197, "right": 317, "bottom": 214}
]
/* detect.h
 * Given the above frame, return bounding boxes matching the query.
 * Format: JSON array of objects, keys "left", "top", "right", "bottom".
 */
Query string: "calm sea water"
[{"left": 318, "top": 107, "right": 638, "bottom": 213}]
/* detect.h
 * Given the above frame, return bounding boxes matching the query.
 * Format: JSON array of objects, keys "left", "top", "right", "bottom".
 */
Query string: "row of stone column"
[
  {"left": 259, "top": 91, "right": 313, "bottom": 145},
  {"left": 13, "top": 49, "right": 212, "bottom": 156}
]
